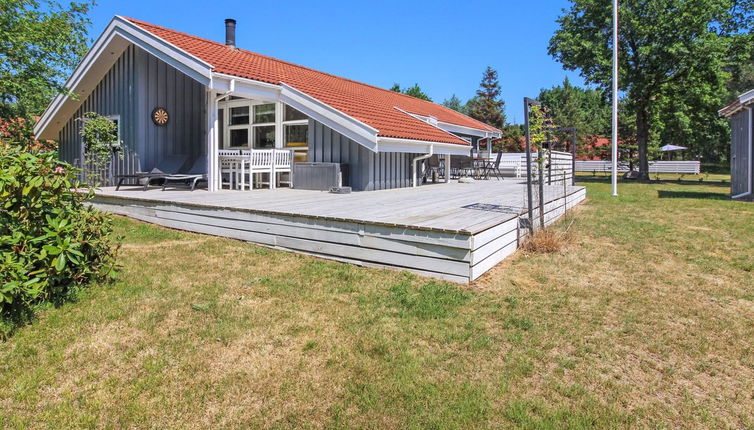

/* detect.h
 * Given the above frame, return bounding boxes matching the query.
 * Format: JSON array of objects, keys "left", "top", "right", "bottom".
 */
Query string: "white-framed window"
[
  {"left": 282, "top": 105, "right": 309, "bottom": 162},
  {"left": 219, "top": 100, "right": 278, "bottom": 149},
  {"left": 218, "top": 100, "right": 309, "bottom": 159},
  {"left": 105, "top": 114, "right": 121, "bottom": 147},
  {"left": 252, "top": 103, "right": 276, "bottom": 149}
]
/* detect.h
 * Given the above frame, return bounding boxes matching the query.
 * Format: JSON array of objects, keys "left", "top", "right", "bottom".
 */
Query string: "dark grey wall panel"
[
  {"left": 730, "top": 109, "right": 751, "bottom": 196},
  {"left": 308, "top": 119, "right": 417, "bottom": 191},
  {"left": 57, "top": 45, "right": 206, "bottom": 176}
]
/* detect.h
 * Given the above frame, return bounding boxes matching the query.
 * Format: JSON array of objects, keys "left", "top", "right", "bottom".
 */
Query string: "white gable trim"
[
  {"left": 437, "top": 121, "right": 501, "bottom": 138},
  {"left": 34, "top": 16, "right": 213, "bottom": 140},
  {"left": 399, "top": 111, "right": 500, "bottom": 138},
  {"left": 377, "top": 137, "right": 472, "bottom": 156},
  {"left": 394, "top": 107, "right": 490, "bottom": 146},
  {"left": 212, "top": 73, "right": 281, "bottom": 101},
  {"left": 279, "top": 83, "right": 379, "bottom": 152},
  {"left": 208, "top": 76, "right": 380, "bottom": 152}
]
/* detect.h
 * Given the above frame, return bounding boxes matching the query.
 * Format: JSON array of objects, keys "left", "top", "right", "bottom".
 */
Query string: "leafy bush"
[
  {"left": 0, "top": 117, "right": 56, "bottom": 152},
  {"left": 78, "top": 112, "right": 121, "bottom": 187},
  {"left": 0, "top": 143, "right": 119, "bottom": 337}
]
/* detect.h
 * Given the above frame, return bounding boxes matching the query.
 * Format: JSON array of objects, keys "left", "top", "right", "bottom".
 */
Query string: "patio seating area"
[{"left": 218, "top": 148, "right": 293, "bottom": 190}]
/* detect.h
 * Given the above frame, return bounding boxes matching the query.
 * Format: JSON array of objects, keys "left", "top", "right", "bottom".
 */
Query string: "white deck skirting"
[{"left": 92, "top": 181, "right": 586, "bottom": 283}]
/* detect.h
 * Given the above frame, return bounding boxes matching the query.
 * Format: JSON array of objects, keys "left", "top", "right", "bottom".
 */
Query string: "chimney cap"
[{"left": 224, "top": 18, "right": 236, "bottom": 24}]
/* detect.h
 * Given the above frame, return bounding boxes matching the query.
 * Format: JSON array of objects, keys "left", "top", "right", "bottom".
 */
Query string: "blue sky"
[{"left": 88, "top": 0, "right": 586, "bottom": 124}]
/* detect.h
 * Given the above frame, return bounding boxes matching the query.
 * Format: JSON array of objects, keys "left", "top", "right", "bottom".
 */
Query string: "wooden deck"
[{"left": 92, "top": 180, "right": 586, "bottom": 283}]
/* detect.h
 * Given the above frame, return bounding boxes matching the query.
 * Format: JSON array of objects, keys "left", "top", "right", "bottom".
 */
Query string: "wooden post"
[
  {"left": 207, "top": 90, "right": 218, "bottom": 192},
  {"left": 445, "top": 154, "right": 451, "bottom": 183}
]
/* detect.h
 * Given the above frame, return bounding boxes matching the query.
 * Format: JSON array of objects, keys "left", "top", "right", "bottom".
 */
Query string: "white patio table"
[{"left": 218, "top": 155, "right": 250, "bottom": 190}]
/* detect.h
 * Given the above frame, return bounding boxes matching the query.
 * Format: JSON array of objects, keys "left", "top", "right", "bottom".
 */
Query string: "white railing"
[
  {"left": 482, "top": 151, "right": 574, "bottom": 184},
  {"left": 575, "top": 160, "right": 701, "bottom": 174},
  {"left": 497, "top": 159, "right": 523, "bottom": 178}
]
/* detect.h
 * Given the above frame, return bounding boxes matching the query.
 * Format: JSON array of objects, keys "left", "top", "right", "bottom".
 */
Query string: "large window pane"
[
  {"left": 284, "top": 105, "right": 307, "bottom": 122},
  {"left": 285, "top": 124, "right": 308, "bottom": 148},
  {"left": 229, "top": 128, "right": 249, "bottom": 147},
  {"left": 230, "top": 106, "right": 249, "bottom": 125},
  {"left": 253, "top": 125, "right": 275, "bottom": 149},
  {"left": 254, "top": 103, "right": 275, "bottom": 124}
]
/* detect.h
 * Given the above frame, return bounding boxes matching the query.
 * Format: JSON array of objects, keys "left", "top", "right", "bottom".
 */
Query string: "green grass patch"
[
  {"left": 388, "top": 276, "right": 469, "bottom": 319},
  {"left": 1, "top": 178, "right": 752, "bottom": 428}
]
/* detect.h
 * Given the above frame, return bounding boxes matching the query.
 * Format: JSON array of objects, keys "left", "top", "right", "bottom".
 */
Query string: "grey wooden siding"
[
  {"left": 307, "top": 119, "right": 417, "bottom": 191},
  {"left": 730, "top": 109, "right": 751, "bottom": 197},
  {"left": 58, "top": 45, "right": 137, "bottom": 165},
  {"left": 57, "top": 45, "right": 206, "bottom": 175}
]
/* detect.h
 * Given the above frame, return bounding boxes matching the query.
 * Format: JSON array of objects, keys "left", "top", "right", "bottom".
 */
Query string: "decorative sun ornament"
[{"left": 152, "top": 107, "right": 169, "bottom": 126}]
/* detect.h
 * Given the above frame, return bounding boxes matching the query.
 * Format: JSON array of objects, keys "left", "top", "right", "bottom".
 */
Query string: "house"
[
  {"left": 34, "top": 16, "right": 501, "bottom": 191},
  {"left": 32, "top": 15, "right": 587, "bottom": 282},
  {"left": 719, "top": 90, "right": 754, "bottom": 200}
]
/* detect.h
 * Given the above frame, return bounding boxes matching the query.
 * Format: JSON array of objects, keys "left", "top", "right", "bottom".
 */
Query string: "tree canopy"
[
  {"left": 468, "top": 66, "right": 506, "bottom": 129},
  {"left": 442, "top": 94, "right": 467, "bottom": 114},
  {"left": 549, "top": 0, "right": 753, "bottom": 177},
  {"left": 388, "top": 83, "right": 432, "bottom": 101},
  {"left": 0, "top": 0, "right": 93, "bottom": 119},
  {"left": 538, "top": 77, "right": 611, "bottom": 141}
]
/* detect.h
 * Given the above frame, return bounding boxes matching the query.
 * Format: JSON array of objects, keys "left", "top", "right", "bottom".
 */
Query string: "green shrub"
[{"left": 0, "top": 143, "right": 119, "bottom": 337}]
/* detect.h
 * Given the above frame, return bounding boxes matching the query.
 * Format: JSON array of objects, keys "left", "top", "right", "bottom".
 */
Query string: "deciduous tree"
[
  {"left": 0, "top": 0, "right": 93, "bottom": 118},
  {"left": 388, "top": 83, "right": 432, "bottom": 101},
  {"left": 549, "top": 0, "right": 751, "bottom": 178},
  {"left": 442, "top": 94, "right": 467, "bottom": 114},
  {"left": 539, "top": 77, "right": 611, "bottom": 140}
]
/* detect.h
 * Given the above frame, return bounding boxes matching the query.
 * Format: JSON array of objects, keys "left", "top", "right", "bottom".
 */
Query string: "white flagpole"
[{"left": 611, "top": 0, "right": 619, "bottom": 196}]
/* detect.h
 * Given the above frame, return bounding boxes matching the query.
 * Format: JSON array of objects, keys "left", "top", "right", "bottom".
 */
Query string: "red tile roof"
[{"left": 126, "top": 18, "right": 499, "bottom": 146}]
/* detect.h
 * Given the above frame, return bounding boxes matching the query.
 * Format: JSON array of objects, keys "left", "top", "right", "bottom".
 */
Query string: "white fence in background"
[
  {"left": 575, "top": 160, "right": 701, "bottom": 174},
  {"left": 479, "top": 151, "right": 574, "bottom": 184}
]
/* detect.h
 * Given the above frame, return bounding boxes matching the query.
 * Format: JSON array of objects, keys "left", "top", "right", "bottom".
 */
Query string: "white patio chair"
[
  {"left": 218, "top": 149, "right": 240, "bottom": 189},
  {"left": 242, "top": 149, "right": 274, "bottom": 189},
  {"left": 273, "top": 149, "right": 293, "bottom": 188}
]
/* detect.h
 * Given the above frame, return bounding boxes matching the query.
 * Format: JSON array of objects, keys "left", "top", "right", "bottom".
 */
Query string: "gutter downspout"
[
  {"left": 412, "top": 145, "right": 434, "bottom": 188},
  {"left": 211, "top": 79, "right": 235, "bottom": 191}
]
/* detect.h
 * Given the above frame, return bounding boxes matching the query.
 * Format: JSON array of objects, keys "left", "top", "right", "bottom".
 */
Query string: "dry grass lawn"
[{"left": 1, "top": 178, "right": 753, "bottom": 429}]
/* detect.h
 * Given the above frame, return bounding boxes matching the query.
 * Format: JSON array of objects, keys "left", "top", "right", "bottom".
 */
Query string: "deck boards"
[
  {"left": 93, "top": 180, "right": 586, "bottom": 282},
  {"left": 100, "top": 180, "right": 580, "bottom": 234}
]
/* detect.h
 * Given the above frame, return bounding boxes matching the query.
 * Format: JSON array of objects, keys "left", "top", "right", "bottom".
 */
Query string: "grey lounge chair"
[
  {"left": 486, "top": 152, "right": 504, "bottom": 180},
  {"left": 161, "top": 155, "right": 208, "bottom": 191},
  {"left": 115, "top": 155, "right": 188, "bottom": 191}
]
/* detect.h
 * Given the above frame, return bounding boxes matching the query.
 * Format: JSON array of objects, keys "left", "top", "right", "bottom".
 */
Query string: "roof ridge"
[{"left": 123, "top": 16, "right": 497, "bottom": 133}]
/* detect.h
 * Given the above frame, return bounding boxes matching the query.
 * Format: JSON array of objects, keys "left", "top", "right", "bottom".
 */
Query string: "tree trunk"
[{"left": 636, "top": 104, "right": 650, "bottom": 180}]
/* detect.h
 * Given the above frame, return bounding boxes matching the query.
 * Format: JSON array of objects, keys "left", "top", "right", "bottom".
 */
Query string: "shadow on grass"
[{"left": 657, "top": 190, "right": 729, "bottom": 200}]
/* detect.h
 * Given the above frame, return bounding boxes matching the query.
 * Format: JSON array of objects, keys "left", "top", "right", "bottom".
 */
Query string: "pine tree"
[{"left": 468, "top": 67, "right": 506, "bottom": 128}]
